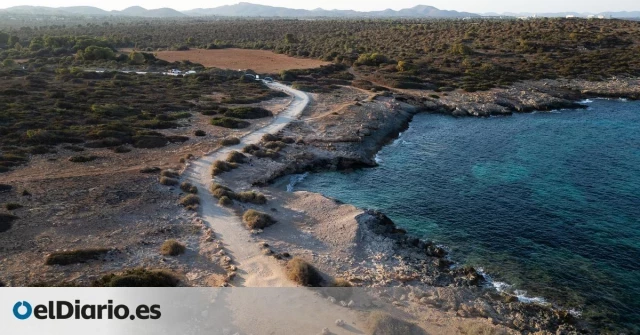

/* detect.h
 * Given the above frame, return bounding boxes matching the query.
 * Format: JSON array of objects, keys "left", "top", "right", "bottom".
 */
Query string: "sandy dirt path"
[{"left": 183, "top": 82, "right": 308, "bottom": 287}]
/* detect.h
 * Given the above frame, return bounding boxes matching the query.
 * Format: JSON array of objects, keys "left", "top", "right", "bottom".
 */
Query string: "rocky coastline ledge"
[{"left": 213, "top": 78, "right": 639, "bottom": 334}]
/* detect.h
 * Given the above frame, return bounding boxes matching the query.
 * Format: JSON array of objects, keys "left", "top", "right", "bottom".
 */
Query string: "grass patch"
[
  {"left": 93, "top": 268, "right": 180, "bottom": 287},
  {"left": 159, "top": 177, "right": 179, "bottom": 186},
  {"left": 68, "top": 155, "right": 98, "bottom": 163},
  {"left": 211, "top": 160, "right": 238, "bottom": 177},
  {"left": 0, "top": 213, "right": 18, "bottom": 233},
  {"left": 180, "top": 182, "right": 198, "bottom": 194},
  {"left": 211, "top": 117, "right": 250, "bottom": 129},
  {"left": 160, "top": 240, "right": 186, "bottom": 256},
  {"left": 140, "top": 166, "right": 160, "bottom": 174},
  {"left": 179, "top": 194, "right": 200, "bottom": 207},
  {"left": 45, "top": 248, "right": 110, "bottom": 266},
  {"left": 220, "top": 137, "right": 241, "bottom": 146},
  {"left": 285, "top": 257, "right": 322, "bottom": 287},
  {"left": 226, "top": 151, "right": 247, "bottom": 164},
  {"left": 367, "top": 312, "right": 427, "bottom": 335},
  {"left": 242, "top": 209, "right": 276, "bottom": 230},
  {"left": 264, "top": 141, "right": 287, "bottom": 151}
]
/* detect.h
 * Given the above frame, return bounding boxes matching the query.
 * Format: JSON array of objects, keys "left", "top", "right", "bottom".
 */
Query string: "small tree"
[{"left": 128, "top": 51, "right": 145, "bottom": 65}]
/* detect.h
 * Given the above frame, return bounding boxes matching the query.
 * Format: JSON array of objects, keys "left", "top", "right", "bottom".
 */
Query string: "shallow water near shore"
[{"left": 293, "top": 100, "right": 640, "bottom": 331}]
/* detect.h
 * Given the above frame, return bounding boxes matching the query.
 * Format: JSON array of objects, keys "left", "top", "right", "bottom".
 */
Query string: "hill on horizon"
[{"left": 0, "top": 3, "right": 638, "bottom": 19}]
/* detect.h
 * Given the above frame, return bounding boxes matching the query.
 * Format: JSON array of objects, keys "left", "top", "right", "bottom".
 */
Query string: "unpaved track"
[{"left": 183, "top": 82, "right": 308, "bottom": 287}]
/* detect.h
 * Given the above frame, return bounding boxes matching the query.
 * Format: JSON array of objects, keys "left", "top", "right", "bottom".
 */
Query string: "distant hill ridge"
[
  {"left": 0, "top": 3, "right": 638, "bottom": 19},
  {"left": 0, "top": 3, "right": 477, "bottom": 18}
]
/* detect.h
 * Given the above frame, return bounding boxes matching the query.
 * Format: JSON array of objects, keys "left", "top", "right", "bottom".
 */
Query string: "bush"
[
  {"left": 236, "top": 191, "right": 267, "bottom": 205},
  {"left": 93, "top": 268, "right": 180, "bottom": 287},
  {"left": 160, "top": 240, "right": 186, "bottom": 256},
  {"left": 0, "top": 213, "right": 18, "bottom": 233},
  {"left": 211, "top": 117, "right": 250, "bottom": 129},
  {"left": 194, "top": 130, "right": 206, "bottom": 137},
  {"left": 223, "top": 107, "right": 273, "bottom": 119},
  {"left": 179, "top": 194, "right": 200, "bottom": 207},
  {"left": 112, "top": 145, "right": 131, "bottom": 153},
  {"left": 211, "top": 160, "right": 237, "bottom": 177},
  {"left": 220, "top": 137, "right": 241, "bottom": 146},
  {"left": 180, "top": 182, "right": 198, "bottom": 194},
  {"left": 45, "top": 248, "right": 110, "bottom": 266},
  {"left": 159, "top": 177, "right": 179, "bottom": 186},
  {"left": 68, "top": 155, "right": 98, "bottom": 163},
  {"left": 242, "top": 209, "right": 276, "bottom": 230},
  {"left": 140, "top": 166, "right": 161, "bottom": 174},
  {"left": 5, "top": 203, "right": 22, "bottom": 210},
  {"left": 132, "top": 136, "right": 167, "bottom": 148},
  {"left": 264, "top": 141, "right": 287, "bottom": 151},
  {"left": 226, "top": 151, "right": 247, "bottom": 164},
  {"left": 285, "top": 257, "right": 322, "bottom": 287},
  {"left": 218, "top": 196, "right": 233, "bottom": 206},
  {"left": 210, "top": 183, "right": 234, "bottom": 198},
  {"left": 0, "top": 184, "right": 12, "bottom": 192},
  {"left": 242, "top": 144, "right": 260, "bottom": 154},
  {"left": 331, "top": 278, "right": 353, "bottom": 287},
  {"left": 160, "top": 169, "right": 179, "bottom": 178},
  {"left": 262, "top": 133, "right": 279, "bottom": 142},
  {"left": 367, "top": 312, "right": 426, "bottom": 335}
]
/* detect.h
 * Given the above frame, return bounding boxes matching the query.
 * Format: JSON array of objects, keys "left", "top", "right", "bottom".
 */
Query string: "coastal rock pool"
[{"left": 291, "top": 99, "right": 640, "bottom": 332}]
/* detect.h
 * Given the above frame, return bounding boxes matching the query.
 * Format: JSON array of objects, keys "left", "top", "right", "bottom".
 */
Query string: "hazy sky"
[{"left": 1, "top": 0, "right": 639, "bottom": 13}]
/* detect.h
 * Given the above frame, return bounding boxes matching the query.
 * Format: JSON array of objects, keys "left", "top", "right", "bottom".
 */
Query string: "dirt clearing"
[{"left": 151, "top": 48, "right": 330, "bottom": 73}]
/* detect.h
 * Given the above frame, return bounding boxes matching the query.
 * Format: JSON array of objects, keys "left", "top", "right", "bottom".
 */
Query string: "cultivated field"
[{"left": 149, "top": 48, "right": 330, "bottom": 73}]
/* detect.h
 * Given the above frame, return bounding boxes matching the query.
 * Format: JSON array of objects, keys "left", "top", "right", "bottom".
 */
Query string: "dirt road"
[{"left": 183, "top": 82, "right": 308, "bottom": 287}]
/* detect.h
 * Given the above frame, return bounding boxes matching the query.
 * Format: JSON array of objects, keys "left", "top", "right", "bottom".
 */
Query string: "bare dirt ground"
[{"left": 147, "top": 48, "right": 330, "bottom": 73}]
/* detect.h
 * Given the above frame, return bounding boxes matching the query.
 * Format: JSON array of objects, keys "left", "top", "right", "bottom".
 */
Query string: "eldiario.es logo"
[{"left": 13, "top": 300, "right": 161, "bottom": 320}]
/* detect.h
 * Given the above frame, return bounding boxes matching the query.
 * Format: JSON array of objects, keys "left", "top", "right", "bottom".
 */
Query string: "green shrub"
[
  {"left": 226, "top": 151, "right": 247, "bottom": 164},
  {"left": 210, "top": 183, "right": 233, "bottom": 197},
  {"left": 93, "top": 269, "right": 180, "bottom": 287},
  {"left": 159, "top": 177, "right": 179, "bottom": 186},
  {"left": 160, "top": 240, "right": 186, "bottom": 256},
  {"left": 45, "top": 248, "right": 110, "bottom": 266},
  {"left": 210, "top": 117, "right": 250, "bottom": 129},
  {"left": 68, "top": 155, "right": 98, "bottom": 163},
  {"left": 285, "top": 258, "right": 322, "bottom": 287},
  {"left": 180, "top": 182, "right": 198, "bottom": 194},
  {"left": 179, "top": 194, "right": 199, "bottom": 207},
  {"left": 220, "top": 137, "right": 241, "bottom": 146},
  {"left": 218, "top": 196, "right": 233, "bottom": 206},
  {"left": 5, "top": 203, "right": 22, "bottom": 210},
  {"left": 194, "top": 130, "right": 206, "bottom": 137},
  {"left": 242, "top": 209, "right": 276, "bottom": 230},
  {"left": 223, "top": 107, "right": 272, "bottom": 119},
  {"left": 242, "top": 144, "right": 260, "bottom": 154}
]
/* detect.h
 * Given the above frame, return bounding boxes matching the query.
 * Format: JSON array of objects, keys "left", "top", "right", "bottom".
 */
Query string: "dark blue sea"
[{"left": 291, "top": 99, "right": 640, "bottom": 331}]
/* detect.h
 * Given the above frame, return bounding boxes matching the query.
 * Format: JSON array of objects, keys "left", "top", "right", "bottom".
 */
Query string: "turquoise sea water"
[{"left": 292, "top": 100, "right": 640, "bottom": 331}]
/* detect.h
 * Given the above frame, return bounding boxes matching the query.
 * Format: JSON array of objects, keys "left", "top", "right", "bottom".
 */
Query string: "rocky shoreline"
[{"left": 215, "top": 78, "right": 640, "bottom": 333}]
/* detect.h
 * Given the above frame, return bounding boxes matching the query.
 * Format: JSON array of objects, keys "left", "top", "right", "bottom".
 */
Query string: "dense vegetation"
[{"left": 2, "top": 18, "right": 640, "bottom": 91}]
